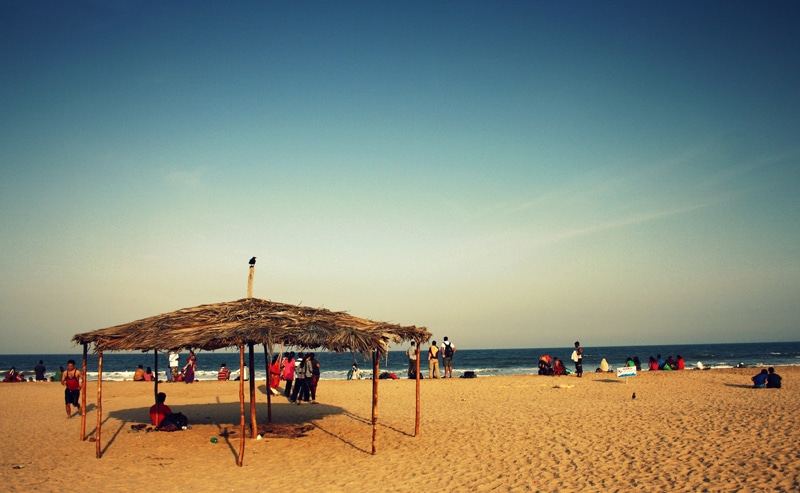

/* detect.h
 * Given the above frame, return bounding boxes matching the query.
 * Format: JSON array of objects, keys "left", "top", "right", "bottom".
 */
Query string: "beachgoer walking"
[
  {"left": 282, "top": 352, "right": 296, "bottom": 397},
  {"left": 61, "top": 359, "right": 83, "bottom": 418},
  {"left": 571, "top": 341, "right": 583, "bottom": 377},
  {"left": 428, "top": 341, "right": 440, "bottom": 379},
  {"left": 168, "top": 351, "right": 180, "bottom": 382},
  {"left": 406, "top": 341, "right": 418, "bottom": 379},
  {"left": 34, "top": 360, "right": 46, "bottom": 381},
  {"left": 184, "top": 350, "right": 196, "bottom": 383},
  {"left": 310, "top": 353, "right": 320, "bottom": 403},
  {"left": 441, "top": 337, "right": 456, "bottom": 378}
]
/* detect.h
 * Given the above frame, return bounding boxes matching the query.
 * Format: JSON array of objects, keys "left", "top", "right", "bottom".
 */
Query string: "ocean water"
[{"left": 3, "top": 341, "right": 799, "bottom": 382}]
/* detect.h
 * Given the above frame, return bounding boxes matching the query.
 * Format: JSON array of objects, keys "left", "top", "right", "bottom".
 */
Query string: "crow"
[
  {"left": 632, "top": 392, "right": 636, "bottom": 400},
  {"left": 249, "top": 257, "right": 256, "bottom": 266}
]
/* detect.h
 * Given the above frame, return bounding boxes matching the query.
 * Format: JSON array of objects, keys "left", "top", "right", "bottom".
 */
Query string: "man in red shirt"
[{"left": 149, "top": 392, "right": 172, "bottom": 426}]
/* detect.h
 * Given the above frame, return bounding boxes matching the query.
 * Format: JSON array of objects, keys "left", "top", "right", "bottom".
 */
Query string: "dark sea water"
[{"left": 3, "top": 342, "right": 799, "bottom": 382}]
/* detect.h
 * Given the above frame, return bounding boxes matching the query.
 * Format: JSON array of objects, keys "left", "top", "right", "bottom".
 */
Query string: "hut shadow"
[
  {"left": 595, "top": 379, "right": 625, "bottom": 384},
  {"left": 311, "top": 411, "right": 413, "bottom": 455}
]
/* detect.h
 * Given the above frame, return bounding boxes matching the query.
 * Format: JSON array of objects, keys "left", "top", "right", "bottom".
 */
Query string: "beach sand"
[{"left": 2, "top": 367, "right": 798, "bottom": 492}]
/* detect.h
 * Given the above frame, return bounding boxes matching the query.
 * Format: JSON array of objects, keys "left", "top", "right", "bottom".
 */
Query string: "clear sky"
[{"left": 2, "top": 1, "right": 799, "bottom": 354}]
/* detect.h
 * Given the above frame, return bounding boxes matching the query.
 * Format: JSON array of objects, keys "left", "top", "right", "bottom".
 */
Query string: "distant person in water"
[
  {"left": 752, "top": 369, "right": 769, "bottom": 388},
  {"left": 766, "top": 367, "right": 782, "bottom": 389}
]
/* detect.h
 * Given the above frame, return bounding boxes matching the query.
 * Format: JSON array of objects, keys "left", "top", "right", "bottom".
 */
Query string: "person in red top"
[
  {"left": 61, "top": 359, "right": 83, "bottom": 418},
  {"left": 150, "top": 392, "right": 172, "bottom": 426}
]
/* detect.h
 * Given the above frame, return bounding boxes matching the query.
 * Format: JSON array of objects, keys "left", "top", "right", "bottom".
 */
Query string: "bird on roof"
[{"left": 249, "top": 257, "right": 256, "bottom": 266}]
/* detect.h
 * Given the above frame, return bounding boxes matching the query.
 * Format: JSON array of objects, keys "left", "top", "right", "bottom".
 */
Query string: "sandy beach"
[{"left": 2, "top": 367, "right": 798, "bottom": 492}]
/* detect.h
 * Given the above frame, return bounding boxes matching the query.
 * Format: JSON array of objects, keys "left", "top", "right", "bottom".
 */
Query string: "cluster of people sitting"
[
  {"left": 133, "top": 364, "right": 156, "bottom": 382},
  {"left": 538, "top": 355, "right": 567, "bottom": 375},
  {"left": 751, "top": 368, "right": 782, "bottom": 388},
  {"left": 646, "top": 354, "right": 684, "bottom": 371},
  {"left": 3, "top": 367, "right": 26, "bottom": 382}
]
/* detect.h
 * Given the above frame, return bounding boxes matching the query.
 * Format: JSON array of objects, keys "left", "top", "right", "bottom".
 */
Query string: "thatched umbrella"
[{"left": 72, "top": 297, "right": 430, "bottom": 465}]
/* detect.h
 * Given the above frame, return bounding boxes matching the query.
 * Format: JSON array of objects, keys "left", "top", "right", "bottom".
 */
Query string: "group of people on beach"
[
  {"left": 275, "top": 351, "right": 321, "bottom": 405},
  {"left": 3, "top": 360, "right": 56, "bottom": 383},
  {"left": 538, "top": 341, "right": 584, "bottom": 377},
  {"left": 404, "top": 337, "right": 457, "bottom": 379},
  {"left": 751, "top": 368, "right": 782, "bottom": 388}
]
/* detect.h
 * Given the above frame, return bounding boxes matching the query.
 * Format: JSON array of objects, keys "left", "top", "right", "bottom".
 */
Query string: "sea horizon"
[{"left": 4, "top": 341, "right": 799, "bottom": 382}]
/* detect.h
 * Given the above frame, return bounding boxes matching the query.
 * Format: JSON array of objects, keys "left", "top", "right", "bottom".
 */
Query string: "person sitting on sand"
[
  {"left": 766, "top": 367, "right": 782, "bottom": 389},
  {"left": 538, "top": 354, "right": 553, "bottom": 375},
  {"left": 143, "top": 367, "right": 154, "bottom": 382},
  {"left": 4, "top": 367, "right": 22, "bottom": 382},
  {"left": 752, "top": 369, "right": 769, "bottom": 388},
  {"left": 633, "top": 356, "right": 642, "bottom": 371},
  {"left": 665, "top": 356, "right": 677, "bottom": 370},
  {"left": 218, "top": 363, "right": 231, "bottom": 381},
  {"left": 150, "top": 392, "right": 172, "bottom": 426},
  {"left": 648, "top": 357, "right": 659, "bottom": 371},
  {"left": 597, "top": 358, "right": 610, "bottom": 372},
  {"left": 676, "top": 355, "right": 685, "bottom": 370},
  {"left": 133, "top": 364, "right": 145, "bottom": 381},
  {"left": 553, "top": 358, "right": 567, "bottom": 376}
]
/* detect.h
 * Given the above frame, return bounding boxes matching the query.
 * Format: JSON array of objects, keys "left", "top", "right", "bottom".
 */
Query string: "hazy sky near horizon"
[{"left": 2, "top": 1, "right": 799, "bottom": 354}]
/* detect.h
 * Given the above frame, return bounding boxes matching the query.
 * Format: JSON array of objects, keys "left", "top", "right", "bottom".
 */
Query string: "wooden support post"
[
  {"left": 415, "top": 339, "right": 421, "bottom": 436},
  {"left": 371, "top": 349, "right": 380, "bottom": 455},
  {"left": 81, "top": 343, "right": 88, "bottom": 441},
  {"left": 248, "top": 342, "right": 257, "bottom": 438},
  {"left": 264, "top": 343, "right": 272, "bottom": 424},
  {"left": 237, "top": 344, "right": 246, "bottom": 467},
  {"left": 96, "top": 351, "right": 103, "bottom": 459},
  {"left": 153, "top": 350, "right": 160, "bottom": 425},
  {"left": 247, "top": 265, "right": 254, "bottom": 299}
]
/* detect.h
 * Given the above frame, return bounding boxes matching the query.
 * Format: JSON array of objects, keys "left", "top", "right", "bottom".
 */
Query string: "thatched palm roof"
[{"left": 72, "top": 298, "right": 430, "bottom": 354}]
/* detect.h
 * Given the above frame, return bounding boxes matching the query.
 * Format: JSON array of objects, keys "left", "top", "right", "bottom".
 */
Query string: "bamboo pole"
[
  {"left": 371, "top": 349, "right": 380, "bottom": 455},
  {"left": 248, "top": 342, "right": 257, "bottom": 438},
  {"left": 415, "top": 339, "right": 421, "bottom": 436},
  {"left": 263, "top": 343, "right": 272, "bottom": 424},
  {"left": 80, "top": 343, "right": 88, "bottom": 441},
  {"left": 153, "top": 351, "right": 161, "bottom": 427},
  {"left": 237, "top": 344, "right": 246, "bottom": 467},
  {"left": 96, "top": 351, "right": 103, "bottom": 459}
]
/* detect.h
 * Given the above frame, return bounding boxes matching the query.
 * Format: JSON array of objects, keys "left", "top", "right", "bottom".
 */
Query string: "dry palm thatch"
[{"left": 72, "top": 298, "right": 430, "bottom": 354}]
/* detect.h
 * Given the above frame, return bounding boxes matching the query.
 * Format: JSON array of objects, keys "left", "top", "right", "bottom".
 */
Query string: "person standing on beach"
[
  {"left": 282, "top": 352, "right": 296, "bottom": 398},
  {"left": 168, "top": 351, "right": 179, "bottom": 382},
  {"left": 441, "top": 337, "right": 456, "bottom": 378},
  {"left": 571, "top": 341, "right": 583, "bottom": 378},
  {"left": 406, "top": 341, "right": 418, "bottom": 379},
  {"left": 61, "top": 359, "right": 83, "bottom": 418},
  {"left": 428, "top": 341, "right": 440, "bottom": 379},
  {"left": 34, "top": 360, "right": 46, "bottom": 381}
]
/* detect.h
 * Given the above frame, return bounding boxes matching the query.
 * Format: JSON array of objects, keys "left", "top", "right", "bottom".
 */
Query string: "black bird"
[
  {"left": 249, "top": 257, "right": 256, "bottom": 266},
  {"left": 632, "top": 392, "right": 636, "bottom": 400}
]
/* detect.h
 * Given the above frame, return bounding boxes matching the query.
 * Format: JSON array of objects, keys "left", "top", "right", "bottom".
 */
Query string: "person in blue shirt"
[{"left": 751, "top": 369, "right": 769, "bottom": 388}]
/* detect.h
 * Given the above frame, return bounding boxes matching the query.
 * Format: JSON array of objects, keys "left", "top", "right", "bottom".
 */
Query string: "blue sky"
[{"left": 1, "top": 1, "right": 799, "bottom": 354}]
